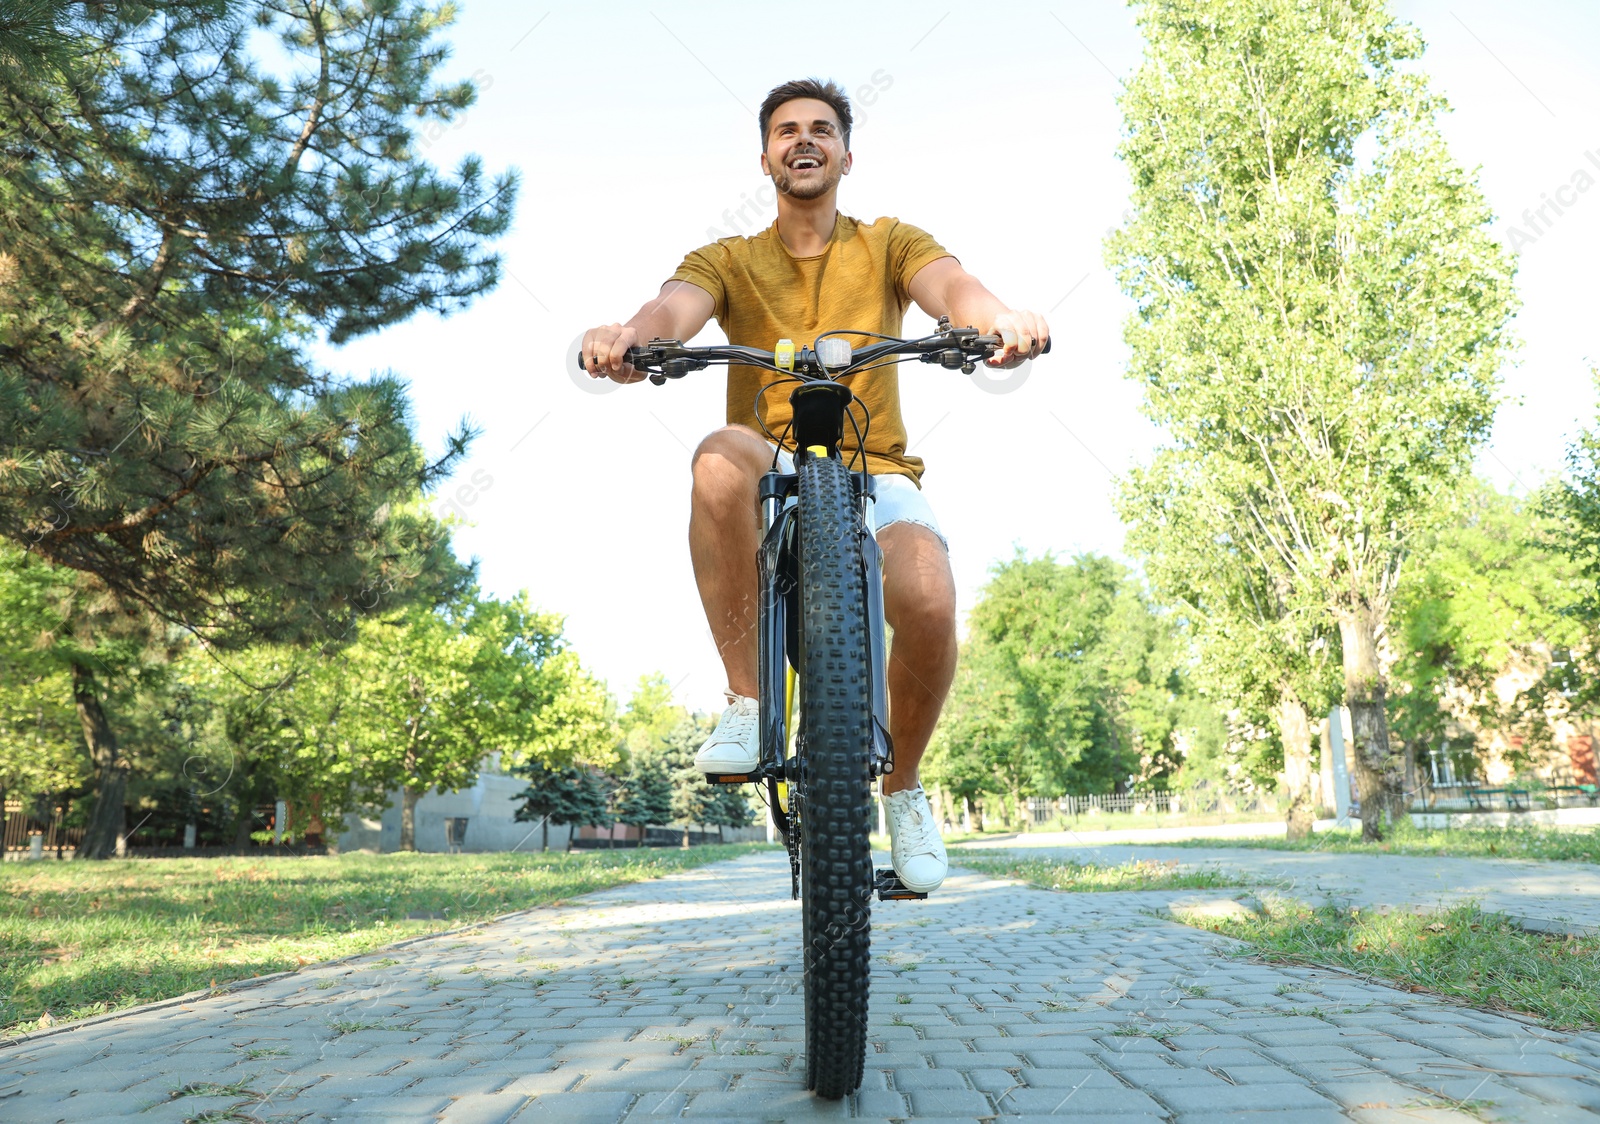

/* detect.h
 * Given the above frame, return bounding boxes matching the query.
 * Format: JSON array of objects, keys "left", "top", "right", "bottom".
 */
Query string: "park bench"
[
  {"left": 1548, "top": 784, "right": 1600, "bottom": 806},
  {"left": 1464, "top": 785, "right": 1531, "bottom": 812}
]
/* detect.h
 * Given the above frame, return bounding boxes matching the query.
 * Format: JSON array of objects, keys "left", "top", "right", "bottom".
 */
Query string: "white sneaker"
[
  {"left": 694, "top": 692, "right": 760, "bottom": 773},
  {"left": 883, "top": 786, "right": 947, "bottom": 892}
]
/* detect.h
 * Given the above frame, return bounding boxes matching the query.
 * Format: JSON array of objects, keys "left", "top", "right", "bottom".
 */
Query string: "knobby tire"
[{"left": 795, "top": 452, "right": 873, "bottom": 1099}]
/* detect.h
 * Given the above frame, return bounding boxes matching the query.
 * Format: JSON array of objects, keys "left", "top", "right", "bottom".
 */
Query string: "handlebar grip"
[
  {"left": 1043, "top": 338, "right": 1051, "bottom": 355},
  {"left": 574, "top": 347, "right": 651, "bottom": 375}
]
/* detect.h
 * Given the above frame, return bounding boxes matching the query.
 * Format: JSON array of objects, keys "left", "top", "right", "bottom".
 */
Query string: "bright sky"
[{"left": 315, "top": 0, "right": 1600, "bottom": 716}]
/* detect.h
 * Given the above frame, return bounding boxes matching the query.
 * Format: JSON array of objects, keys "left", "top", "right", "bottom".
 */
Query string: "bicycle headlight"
[
  {"left": 775, "top": 339, "right": 795, "bottom": 372},
  {"left": 816, "top": 338, "right": 852, "bottom": 371}
]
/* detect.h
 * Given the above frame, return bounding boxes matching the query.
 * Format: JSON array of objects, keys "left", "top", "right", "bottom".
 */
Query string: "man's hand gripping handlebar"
[{"left": 573, "top": 317, "right": 1050, "bottom": 385}]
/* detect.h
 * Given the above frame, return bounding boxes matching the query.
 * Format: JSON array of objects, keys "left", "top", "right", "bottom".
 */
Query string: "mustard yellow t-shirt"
[{"left": 669, "top": 214, "right": 952, "bottom": 485}]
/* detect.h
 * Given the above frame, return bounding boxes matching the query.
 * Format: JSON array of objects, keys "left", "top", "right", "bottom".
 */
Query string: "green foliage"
[
  {"left": 927, "top": 551, "right": 1217, "bottom": 811},
  {"left": 1390, "top": 477, "right": 1580, "bottom": 772},
  {"left": 0, "top": 0, "right": 507, "bottom": 644},
  {"left": 89, "top": 585, "right": 616, "bottom": 848},
  {"left": 1108, "top": 0, "right": 1519, "bottom": 826},
  {"left": 0, "top": 1, "right": 514, "bottom": 854},
  {"left": 511, "top": 763, "right": 612, "bottom": 850},
  {"left": 1532, "top": 370, "right": 1600, "bottom": 732},
  {"left": 0, "top": 0, "right": 79, "bottom": 81},
  {"left": 0, "top": 550, "right": 83, "bottom": 799},
  {"left": 612, "top": 753, "right": 675, "bottom": 839}
]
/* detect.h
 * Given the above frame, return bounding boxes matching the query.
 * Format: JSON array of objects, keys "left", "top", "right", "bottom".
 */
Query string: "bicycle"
[{"left": 576, "top": 317, "right": 1047, "bottom": 1097}]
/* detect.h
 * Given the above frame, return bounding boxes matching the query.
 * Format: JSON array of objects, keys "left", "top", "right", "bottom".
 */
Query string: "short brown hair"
[{"left": 758, "top": 78, "right": 853, "bottom": 151}]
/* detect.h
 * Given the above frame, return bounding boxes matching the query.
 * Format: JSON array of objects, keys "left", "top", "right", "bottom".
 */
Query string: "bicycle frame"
[{"left": 758, "top": 382, "right": 893, "bottom": 898}]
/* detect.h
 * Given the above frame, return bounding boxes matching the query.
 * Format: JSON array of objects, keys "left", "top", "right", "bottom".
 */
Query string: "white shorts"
[{"left": 770, "top": 444, "right": 947, "bottom": 550}]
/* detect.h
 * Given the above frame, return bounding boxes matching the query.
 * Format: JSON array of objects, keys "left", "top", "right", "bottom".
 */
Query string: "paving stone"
[
  {"left": 681, "top": 1088, "right": 853, "bottom": 1118},
  {"left": 436, "top": 1092, "right": 531, "bottom": 1123},
  {"left": 1152, "top": 1082, "right": 1340, "bottom": 1113},
  {"left": 994, "top": 1083, "right": 1170, "bottom": 1115},
  {"left": 1173, "top": 1112, "right": 1350, "bottom": 1124},
  {"left": 512, "top": 1090, "right": 635, "bottom": 1119},
  {"left": 329, "top": 1093, "right": 453, "bottom": 1116},
  {"left": 906, "top": 1087, "right": 995, "bottom": 1116}
]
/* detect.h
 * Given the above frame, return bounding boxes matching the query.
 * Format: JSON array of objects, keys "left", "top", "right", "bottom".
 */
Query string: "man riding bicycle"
[{"left": 581, "top": 77, "right": 1049, "bottom": 894}]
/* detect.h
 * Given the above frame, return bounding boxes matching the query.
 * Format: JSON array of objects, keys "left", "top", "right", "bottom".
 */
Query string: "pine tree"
[
  {"left": 512, "top": 763, "right": 585, "bottom": 853},
  {"left": 0, "top": 2, "right": 517, "bottom": 856},
  {"left": 613, "top": 751, "right": 675, "bottom": 847},
  {"left": 512, "top": 763, "right": 615, "bottom": 852}
]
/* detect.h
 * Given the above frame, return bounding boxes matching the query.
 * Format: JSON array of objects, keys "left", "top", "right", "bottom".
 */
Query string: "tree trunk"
[
  {"left": 73, "top": 663, "right": 126, "bottom": 860},
  {"left": 1403, "top": 737, "right": 1421, "bottom": 810},
  {"left": 397, "top": 786, "right": 420, "bottom": 851},
  {"left": 398, "top": 741, "right": 420, "bottom": 852},
  {"left": 1338, "top": 606, "right": 1402, "bottom": 842},
  {"left": 1277, "top": 690, "right": 1316, "bottom": 843},
  {"left": 541, "top": 816, "right": 549, "bottom": 851}
]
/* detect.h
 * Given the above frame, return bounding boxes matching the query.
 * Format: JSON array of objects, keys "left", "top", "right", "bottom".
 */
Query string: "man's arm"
[
  {"left": 906, "top": 257, "right": 1050, "bottom": 369},
  {"left": 582, "top": 280, "right": 715, "bottom": 384}
]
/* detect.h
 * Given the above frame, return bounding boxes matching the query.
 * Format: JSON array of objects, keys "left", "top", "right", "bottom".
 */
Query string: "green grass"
[
  {"left": 1176, "top": 900, "right": 1600, "bottom": 1030},
  {"left": 1162, "top": 820, "right": 1600, "bottom": 863},
  {"left": 939, "top": 808, "right": 1285, "bottom": 843},
  {"left": 959, "top": 855, "right": 1253, "bottom": 892},
  {"left": 0, "top": 843, "right": 773, "bottom": 1037}
]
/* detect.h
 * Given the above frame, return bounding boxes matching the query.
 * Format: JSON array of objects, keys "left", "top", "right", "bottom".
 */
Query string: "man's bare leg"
[
  {"left": 877, "top": 522, "right": 959, "bottom": 794},
  {"left": 688, "top": 425, "right": 774, "bottom": 699},
  {"left": 691, "top": 435, "right": 958, "bottom": 772}
]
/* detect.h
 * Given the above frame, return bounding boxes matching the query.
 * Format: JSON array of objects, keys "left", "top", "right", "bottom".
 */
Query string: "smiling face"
[{"left": 759, "top": 97, "right": 852, "bottom": 201}]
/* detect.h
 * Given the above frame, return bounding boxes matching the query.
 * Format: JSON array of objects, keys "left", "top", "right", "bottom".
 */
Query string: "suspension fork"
[
  {"left": 758, "top": 469, "right": 797, "bottom": 842},
  {"left": 854, "top": 472, "right": 895, "bottom": 779}
]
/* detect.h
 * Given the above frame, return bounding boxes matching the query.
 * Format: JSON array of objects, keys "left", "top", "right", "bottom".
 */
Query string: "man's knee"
[
  {"left": 881, "top": 525, "right": 957, "bottom": 638},
  {"left": 690, "top": 425, "right": 769, "bottom": 510}
]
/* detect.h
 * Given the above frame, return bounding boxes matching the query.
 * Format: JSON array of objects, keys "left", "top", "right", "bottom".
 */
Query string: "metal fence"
[
  {"left": 1025, "top": 788, "right": 1287, "bottom": 826},
  {"left": 2, "top": 800, "right": 83, "bottom": 860}
]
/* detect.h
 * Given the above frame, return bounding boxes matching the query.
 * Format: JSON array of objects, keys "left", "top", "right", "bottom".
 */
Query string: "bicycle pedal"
[
  {"left": 703, "top": 770, "right": 762, "bottom": 785},
  {"left": 874, "top": 868, "right": 928, "bottom": 901}
]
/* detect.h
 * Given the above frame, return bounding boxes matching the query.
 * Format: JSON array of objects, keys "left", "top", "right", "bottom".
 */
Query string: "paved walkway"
[
  {"left": 4, "top": 851, "right": 1600, "bottom": 1122},
  {"left": 952, "top": 837, "right": 1600, "bottom": 935}
]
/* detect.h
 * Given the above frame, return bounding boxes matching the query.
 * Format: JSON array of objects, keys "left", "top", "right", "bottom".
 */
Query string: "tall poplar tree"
[
  {"left": 0, "top": 1, "right": 517, "bottom": 855},
  {"left": 1108, "top": 0, "right": 1517, "bottom": 838}
]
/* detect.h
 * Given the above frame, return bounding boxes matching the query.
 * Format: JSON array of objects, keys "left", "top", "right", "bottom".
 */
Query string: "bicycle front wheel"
[{"left": 795, "top": 449, "right": 873, "bottom": 1099}]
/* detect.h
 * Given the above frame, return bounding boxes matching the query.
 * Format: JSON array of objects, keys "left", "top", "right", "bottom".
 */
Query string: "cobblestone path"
[
  {"left": 4, "top": 851, "right": 1599, "bottom": 1122},
  {"left": 952, "top": 839, "right": 1600, "bottom": 935}
]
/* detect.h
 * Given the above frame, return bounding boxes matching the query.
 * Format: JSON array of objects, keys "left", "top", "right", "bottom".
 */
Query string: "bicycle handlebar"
[{"left": 578, "top": 317, "right": 1050, "bottom": 385}]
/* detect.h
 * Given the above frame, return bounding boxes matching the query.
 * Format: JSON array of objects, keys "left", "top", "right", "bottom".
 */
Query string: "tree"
[
  {"left": 512, "top": 763, "right": 612, "bottom": 852},
  {"left": 612, "top": 750, "right": 675, "bottom": 847},
  {"left": 927, "top": 551, "right": 1215, "bottom": 823},
  {"left": 1107, "top": 0, "right": 1518, "bottom": 838},
  {"left": 1121, "top": 453, "right": 1341, "bottom": 840},
  {"left": 1533, "top": 371, "right": 1600, "bottom": 742},
  {"left": 512, "top": 762, "right": 586, "bottom": 853},
  {"left": 331, "top": 591, "right": 613, "bottom": 851},
  {"left": 0, "top": 550, "right": 82, "bottom": 800},
  {"left": 0, "top": 0, "right": 78, "bottom": 81},
  {"left": 1388, "top": 476, "right": 1581, "bottom": 779},
  {"left": 0, "top": 1, "right": 515, "bottom": 855}
]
